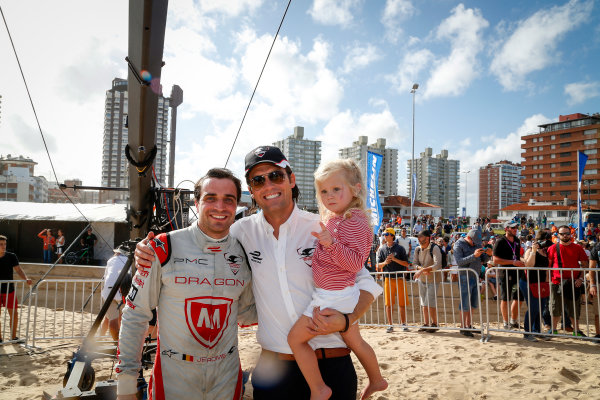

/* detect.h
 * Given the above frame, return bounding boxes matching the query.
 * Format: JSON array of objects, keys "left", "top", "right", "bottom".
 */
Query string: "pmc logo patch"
[{"left": 185, "top": 297, "right": 233, "bottom": 349}]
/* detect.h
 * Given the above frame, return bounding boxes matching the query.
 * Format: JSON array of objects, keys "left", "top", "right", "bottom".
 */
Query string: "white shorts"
[
  {"left": 102, "top": 298, "right": 122, "bottom": 321},
  {"left": 303, "top": 285, "right": 359, "bottom": 317}
]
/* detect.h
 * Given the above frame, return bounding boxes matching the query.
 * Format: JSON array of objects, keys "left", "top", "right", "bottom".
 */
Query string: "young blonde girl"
[{"left": 287, "top": 159, "right": 387, "bottom": 400}]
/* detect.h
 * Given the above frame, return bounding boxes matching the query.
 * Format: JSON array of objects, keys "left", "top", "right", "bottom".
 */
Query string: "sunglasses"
[
  {"left": 383, "top": 233, "right": 393, "bottom": 236},
  {"left": 558, "top": 232, "right": 571, "bottom": 236},
  {"left": 249, "top": 170, "right": 287, "bottom": 188}
]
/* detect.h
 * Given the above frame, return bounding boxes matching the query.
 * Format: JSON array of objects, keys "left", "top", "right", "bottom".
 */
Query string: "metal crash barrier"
[
  {"left": 362, "top": 269, "right": 484, "bottom": 338},
  {"left": 484, "top": 266, "right": 600, "bottom": 342}
]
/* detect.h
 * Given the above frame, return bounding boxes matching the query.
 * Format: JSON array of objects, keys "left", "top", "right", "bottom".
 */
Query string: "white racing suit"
[{"left": 116, "top": 224, "right": 257, "bottom": 400}]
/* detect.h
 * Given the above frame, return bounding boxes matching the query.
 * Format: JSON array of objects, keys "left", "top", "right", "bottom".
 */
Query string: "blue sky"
[{"left": 1, "top": 0, "right": 599, "bottom": 215}]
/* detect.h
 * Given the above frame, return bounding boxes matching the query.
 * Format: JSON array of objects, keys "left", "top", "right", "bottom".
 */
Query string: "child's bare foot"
[
  {"left": 360, "top": 378, "right": 388, "bottom": 399},
  {"left": 310, "top": 385, "right": 332, "bottom": 400}
]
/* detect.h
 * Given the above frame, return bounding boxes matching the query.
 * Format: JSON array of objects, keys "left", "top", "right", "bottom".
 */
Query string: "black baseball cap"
[{"left": 244, "top": 146, "right": 292, "bottom": 177}]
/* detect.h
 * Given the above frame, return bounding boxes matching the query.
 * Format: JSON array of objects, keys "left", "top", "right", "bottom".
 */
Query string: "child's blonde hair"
[{"left": 314, "top": 158, "right": 368, "bottom": 220}]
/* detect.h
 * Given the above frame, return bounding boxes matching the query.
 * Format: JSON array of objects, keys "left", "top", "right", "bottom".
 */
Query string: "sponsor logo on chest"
[{"left": 185, "top": 296, "right": 233, "bottom": 348}]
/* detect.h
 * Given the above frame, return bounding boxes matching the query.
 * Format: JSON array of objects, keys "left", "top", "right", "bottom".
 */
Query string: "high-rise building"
[
  {"left": 521, "top": 113, "right": 600, "bottom": 207},
  {"left": 339, "top": 136, "right": 398, "bottom": 196},
  {"left": 407, "top": 147, "right": 459, "bottom": 217},
  {"left": 273, "top": 126, "right": 321, "bottom": 211},
  {"left": 101, "top": 78, "right": 176, "bottom": 198},
  {"left": 478, "top": 160, "right": 523, "bottom": 218}
]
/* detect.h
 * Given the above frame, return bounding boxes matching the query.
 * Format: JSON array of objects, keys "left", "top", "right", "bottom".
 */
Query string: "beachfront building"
[
  {"left": 478, "top": 160, "right": 523, "bottom": 218},
  {"left": 273, "top": 126, "right": 321, "bottom": 211},
  {"left": 339, "top": 136, "right": 398, "bottom": 197},
  {"left": 521, "top": 112, "right": 600, "bottom": 207},
  {"left": 0, "top": 154, "right": 48, "bottom": 202},
  {"left": 407, "top": 147, "right": 460, "bottom": 218}
]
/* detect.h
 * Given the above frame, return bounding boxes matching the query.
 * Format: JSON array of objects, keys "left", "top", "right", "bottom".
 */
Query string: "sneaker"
[
  {"left": 510, "top": 322, "right": 521, "bottom": 329},
  {"left": 418, "top": 325, "right": 429, "bottom": 332},
  {"left": 564, "top": 326, "right": 574, "bottom": 333},
  {"left": 523, "top": 335, "right": 538, "bottom": 342},
  {"left": 547, "top": 329, "right": 559, "bottom": 335},
  {"left": 386, "top": 326, "right": 394, "bottom": 333},
  {"left": 492, "top": 295, "right": 497, "bottom": 301},
  {"left": 401, "top": 324, "right": 409, "bottom": 332},
  {"left": 427, "top": 323, "right": 439, "bottom": 333},
  {"left": 460, "top": 329, "right": 474, "bottom": 337},
  {"left": 573, "top": 330, "right": 587, "bottom": 337},
  {"left": 503, "top": 322, "right": 510, "bottom": 330}
]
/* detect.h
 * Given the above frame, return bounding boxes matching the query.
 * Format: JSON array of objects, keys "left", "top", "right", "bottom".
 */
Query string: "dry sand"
[{"left": 1, "top": 324, "right": 599, "bottom": 400}]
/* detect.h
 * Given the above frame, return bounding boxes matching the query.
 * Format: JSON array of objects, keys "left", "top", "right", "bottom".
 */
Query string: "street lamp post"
[
  {"left": 410, "top": 83, "right": 418, "bottom": 235},
  {"left": 463, "top": 170, "right": 471, "bottom": 218}
]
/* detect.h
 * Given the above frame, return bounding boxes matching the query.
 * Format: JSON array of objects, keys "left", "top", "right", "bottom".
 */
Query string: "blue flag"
[
  {"left": 577, "top": 151, "right": 588, "bottom": 240},
  {"left": 367, "top": 151, "right": 383, "bottom": 233},
  {"left": 412, "top": 172, "right": 417, "bottom": 203}
]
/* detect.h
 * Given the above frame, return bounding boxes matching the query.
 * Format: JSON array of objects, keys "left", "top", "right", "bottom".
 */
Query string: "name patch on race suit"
[
  {"left": 185, "top": 296, "right": 233, "bottom": 349},
  {"left": 150, "top": 233, "right": 171, "bottom": 266}
]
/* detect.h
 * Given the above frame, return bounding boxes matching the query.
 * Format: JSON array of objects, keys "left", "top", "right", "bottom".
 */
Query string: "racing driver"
[{"left": 116, "top": 168, "right": 257, "bottom": 400}]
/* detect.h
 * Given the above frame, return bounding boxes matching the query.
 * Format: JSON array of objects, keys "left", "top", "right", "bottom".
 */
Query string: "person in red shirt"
[
  {"left": 547, "top": 225, "right": 589, "bottom": 336},
  {"left": 37, "top": 229, "right": 56, "bottom": 264}
]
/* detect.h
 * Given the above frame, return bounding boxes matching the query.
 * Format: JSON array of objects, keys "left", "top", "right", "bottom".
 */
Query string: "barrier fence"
[
  {"left": 2, "top": 267, "right": 599, "bottom": 349},
  {"left": 484, "top": 266, "right": 600, "bottom": 342}
]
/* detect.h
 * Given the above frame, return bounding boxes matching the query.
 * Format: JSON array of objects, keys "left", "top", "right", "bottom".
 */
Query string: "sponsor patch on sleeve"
[{"left": 150, "top": 233, "right": 171, "bottom": 266}]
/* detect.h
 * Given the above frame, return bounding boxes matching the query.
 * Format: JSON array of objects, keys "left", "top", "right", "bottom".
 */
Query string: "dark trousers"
[{"left": 252, "top": 351, "right": 357, "bottom": 400}]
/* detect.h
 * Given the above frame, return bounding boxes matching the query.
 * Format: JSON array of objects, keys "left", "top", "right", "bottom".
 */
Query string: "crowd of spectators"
[{"left": 368, "top": 214, "right": 600, "bottom": 342}]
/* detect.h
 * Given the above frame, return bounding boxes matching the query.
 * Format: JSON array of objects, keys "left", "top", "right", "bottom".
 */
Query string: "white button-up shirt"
[{"left": 231, "top": 206, "right": 383, "bottom": 354}]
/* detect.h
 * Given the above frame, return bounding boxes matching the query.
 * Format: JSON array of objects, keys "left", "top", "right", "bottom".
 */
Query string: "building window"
[
  {"left": 584, "top": 129, "right": 597, "bottom": 135},
  {"left": 551, "top": 135, "right": 556, "bottom": 140},
  {"left": 560, "top": 171, "right": 571, "bottom": 176},
  {"left": 550, "top": 144, "right": 556, "bottom": 150},
  {"left": 551, "top": 172, "right": 556, "bottom": 177},
  {"left": 560, "top": 152, "right": 571, "bottom": 157},
  {"left": 551, "top": 163, "right": 557, "bottom": 168},
  {"left": 583, "top": 169, "right": 598, "bottom": 175},
  {"left": 557, "top": 211, "right": 568, "bottom": 217},
  {"left": 584, "top": 149, "right": 598, "bottom": 155},
  {"left": 533, "top": 156, "right": 538, "bottom": 160},
  {"left": 561, "top": 132, "right": 571, "bottom": 138},
  {"left": 560, "top": 161, "right": 571, "bottom": 167},
  {"left": 560, "top": 181, "right": 571, "bottom": 186},
  {"left": 551, "top": 154, "right": 556, "bottom": 159},
  {"left": 584, "top": 139, "right": 597, "bottom": 145},
  {"left": 560, "top": 142, "right": 571, "bottom": 148}
]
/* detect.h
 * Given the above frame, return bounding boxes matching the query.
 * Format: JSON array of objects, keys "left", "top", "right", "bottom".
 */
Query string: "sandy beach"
[{"left": 2, "top": 324, "right": 599, "bottom": 400}]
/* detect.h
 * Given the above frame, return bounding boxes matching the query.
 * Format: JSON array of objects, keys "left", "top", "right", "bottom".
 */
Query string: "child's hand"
[{"left": 311, "top": 222, "right": 334, "bottom": 247}]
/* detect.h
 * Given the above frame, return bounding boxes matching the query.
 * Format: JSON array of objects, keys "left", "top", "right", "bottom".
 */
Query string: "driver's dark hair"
[{"left": 194, "top": 168, "right": 242, "bottom": 204}]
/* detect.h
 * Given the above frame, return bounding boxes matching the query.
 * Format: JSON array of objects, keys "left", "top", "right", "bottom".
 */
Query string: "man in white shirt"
[
  {"left": 100, "top": 246, "right": 128, "bottom": 340},
  {"left": 135, "top": 146, "right": 382, "bottom": 399},
  {"left": 395, "top": 227, "right": 412, "bottom": 262}
]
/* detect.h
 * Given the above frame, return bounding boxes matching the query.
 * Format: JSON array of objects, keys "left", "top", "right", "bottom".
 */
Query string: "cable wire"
[
  {"left": 1, "top": 5, "right": 114, "bottom": 253},
  {"left": 224, "top": 0, "right": 292, "bottom": 168}
]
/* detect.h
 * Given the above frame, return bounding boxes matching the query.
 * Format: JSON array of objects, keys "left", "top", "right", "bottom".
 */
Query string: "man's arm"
[
  {"left": 13, "top": 266, "right": 32, "bottom": 286},
  {"left": 311, "top": 290, "right": 375, "bottom": 335}
]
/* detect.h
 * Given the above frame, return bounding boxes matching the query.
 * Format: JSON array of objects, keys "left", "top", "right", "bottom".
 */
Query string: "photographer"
[{"left": 519, "top": 231, "right": 552, "bottom": 341}]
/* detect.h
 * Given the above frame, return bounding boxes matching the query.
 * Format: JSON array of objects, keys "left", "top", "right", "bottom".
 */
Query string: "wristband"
[{"left": 340, "top": 314, "right": 350, "bottom": 333}]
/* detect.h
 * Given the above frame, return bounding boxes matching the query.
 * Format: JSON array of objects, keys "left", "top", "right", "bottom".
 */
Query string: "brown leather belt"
[{"left": 263, "top": 347, "right": 351, "bottom": 361}]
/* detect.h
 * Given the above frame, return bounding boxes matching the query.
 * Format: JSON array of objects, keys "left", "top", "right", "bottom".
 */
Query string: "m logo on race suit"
[
  {"left": 185, "top": 296, "right": 233, "bottom": 349},
  {"left": 224, "top": 253, "right": 244, "bottom": 275},
  {"left": 297, "top": 247, "right": 315, "bottom": 267}
]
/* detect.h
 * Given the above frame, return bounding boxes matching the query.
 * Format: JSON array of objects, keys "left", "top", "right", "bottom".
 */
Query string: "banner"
[
  {"left": 577, "top": 151, "right": 588, "bottom": 240},
  {"left": 367, "top": 151, "right": 383, "bottom": 234}
]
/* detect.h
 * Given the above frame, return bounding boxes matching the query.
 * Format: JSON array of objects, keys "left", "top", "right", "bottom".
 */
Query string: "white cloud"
[
  {"left": 387, "top": 49, "right": 434, "bottom": 93},
  {"left": 490, "top": 0, "right": 593, "bottom": 91},
  {"left": 199, "top": 0, "right": 264, "bottom": 17},
  {"left": 453, "top": 113, "right": 552, "bottom": 173},
  {"left": 308, "top": 0, "right": 360, "bottom": 27},
  {"left": 341, "top": 43, "right": 382, "bottom": 74},
  {"left": 564, "top": 81, "right": 600, "bottom": 105},
  {"left": 381, "top": 0, "right": 416, "bottom": 43},
  {"left": 316, "top": 103, "right": 405, "bottom": 163},
  {"left": 423, "top": 4, "right": 489, "bottom": 99}
]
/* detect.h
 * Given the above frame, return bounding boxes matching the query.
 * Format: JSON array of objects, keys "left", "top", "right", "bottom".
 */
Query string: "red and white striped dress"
[{"left": 312, "top": 209, "right": 372, "bottom": 290}]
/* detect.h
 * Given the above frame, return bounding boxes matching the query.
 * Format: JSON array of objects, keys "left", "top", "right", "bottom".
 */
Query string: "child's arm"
[{"left": 319, "top": 217, "right": 371, "bottom": 273}]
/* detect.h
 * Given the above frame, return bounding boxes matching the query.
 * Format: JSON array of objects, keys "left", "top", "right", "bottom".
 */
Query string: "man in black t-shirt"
[
  {"left": 80, "top": 227, "right": 98, "bottom": 260},
  {"left": 493, "top": 221, "right": 525, "bottom": 330},
  {"left": 0, "top": 235, "right": 32, "bottom": 341}
]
